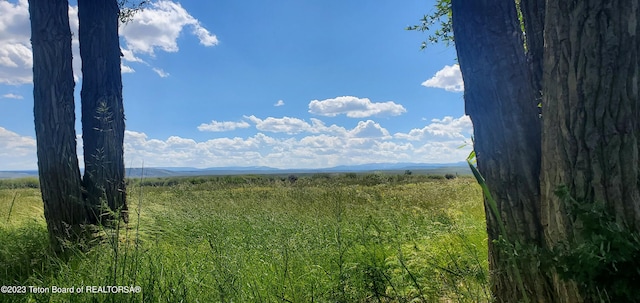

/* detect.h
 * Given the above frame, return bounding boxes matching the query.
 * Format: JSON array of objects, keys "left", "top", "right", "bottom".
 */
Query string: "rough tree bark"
[
  {"left": 541, "top": 1, "right": 640, "bottom": 301},
  {"left": 447, "top": 0, "right": 640, "bottom": 301},
  {"left": 28, "top": 0, "right": 88, "bottom": 250},
  {"left": 78, "top": 0, "right": 128, "bottom": 223},
  {"left": 451, "top": 0, "right": 554, "bottom": 301}
]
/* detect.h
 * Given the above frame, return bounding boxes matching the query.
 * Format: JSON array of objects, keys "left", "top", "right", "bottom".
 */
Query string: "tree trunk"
[
  {"left": 451, "top": 0, "right": 554, "bottom": 301},
  {"left": 28, "top": 0, "right": 87, "bottom": 251},
  {"left": 78, "top": 0, "right": 128, "bottom": 223},
  {"left": 541, "top": 1, "right": 640, "bottom": 301}
]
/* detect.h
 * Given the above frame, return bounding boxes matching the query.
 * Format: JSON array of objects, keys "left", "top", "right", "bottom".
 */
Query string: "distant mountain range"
[{"left": 0, "top": 162, "right": 470, "bottom": 179}]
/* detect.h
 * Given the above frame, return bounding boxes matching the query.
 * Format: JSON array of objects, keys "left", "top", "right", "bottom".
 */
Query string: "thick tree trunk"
[
  {"left": 541, "top": 1, "right": 640, "bottom": 301},
  {"left": 451, "top": 0, "right": 554, "bottom": 302},
  {"left": 28, "top": 0, "right": 87, "bottom": 250},
  {"left": 78, "top": 0, "right": 128, "bottom": 223}
]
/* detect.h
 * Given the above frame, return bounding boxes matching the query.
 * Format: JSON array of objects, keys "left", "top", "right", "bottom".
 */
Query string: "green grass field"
[{"left": 0, "top": 174, "right": 490, "bottom": 302}]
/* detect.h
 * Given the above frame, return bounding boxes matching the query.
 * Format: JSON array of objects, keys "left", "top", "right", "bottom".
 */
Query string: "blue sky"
[{"left": 0, "top": 0, "right": 470, "bottom": 170}]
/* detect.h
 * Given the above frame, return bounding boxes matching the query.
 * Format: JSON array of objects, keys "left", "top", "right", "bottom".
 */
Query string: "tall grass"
[{"left": 0, "top": 174, "right": 489, "bottom": 302}]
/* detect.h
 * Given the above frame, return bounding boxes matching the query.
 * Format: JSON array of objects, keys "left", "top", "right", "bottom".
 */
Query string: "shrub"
[
  {"left": 344, "top": 172, "right": 358, "bottom": 179},
  {"left": 550, "top": 186, "right": 640, "bottom": 302},
  {"left": 0, "top": 177, "right": 40, "bottom": 189},
  {"left": 361, "top": 173, "right": 386, "bottom": 186}
]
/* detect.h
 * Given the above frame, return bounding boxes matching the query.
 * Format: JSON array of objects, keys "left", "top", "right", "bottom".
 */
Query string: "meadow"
[{"left": 0, "top": 173, "right": 490, "bottom": 302}]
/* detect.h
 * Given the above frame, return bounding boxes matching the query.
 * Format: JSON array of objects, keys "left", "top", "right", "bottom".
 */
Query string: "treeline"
[
  {"left": 0, "top": 178, "right": 40, "bottom": 190},
  {"left": 0, "top": 173, "right": 466, "bottom": 190},
  {"left": 125, "top": 172, "right": 463, "bottom": 188}
]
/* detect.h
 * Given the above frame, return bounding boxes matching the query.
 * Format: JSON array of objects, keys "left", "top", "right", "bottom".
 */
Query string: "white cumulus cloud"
[
  {"left": 243, "top": 115, "right": 348, "bottom": 135},
  {"left": 119, "top": 0, "right": 218, "bottom": 55},
  {"left": 121, "top": 48, "right": 145, "bottom": 63},
  {"left": 308, "top": 96, "right": 407, "bottom": 118},
  {"left": 394, "top": 115, "right": 473, "bottom": 141},
  {"left": 198, "top": 120, "right": 251, "bottom": 132},
  {"left": 422, "top": 64, "right": 464, "bottom": 92},
  {"left": 0, "top": 0, "right": 217, "bottom": 84},
  {"left": 121, "top": 64, "right": 135, "bottom": 73},
  {"left": 425, "top": 115, "right": 473, "bottom": 138},
  {"left": 1, "top": 93, "right": 23, "bottom": 99},
  {"left": 0, "top": 0, "right": 32, "bottom": 84},
  {"left": 244, "top": 115, "right": 317, "bottom": 135},
  {"left": 349, "top": 120, "right": 391, "bottom": 139},
  {"left": 152, "top": 67, "right": 170, "bottom": 78},
  {"left": 274, "top": 100, "right": 285, "bottom": 107},
  {"left": 0, "top": 113, "right": 474, "bottom": 170},
  {"left": 0, "top": 127, "right": 37, "bottom": 170}
]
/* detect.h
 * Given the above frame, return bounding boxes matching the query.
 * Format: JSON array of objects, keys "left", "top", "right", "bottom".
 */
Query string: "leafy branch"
[{"left": 405, "top": 0, "right": 453, "bottom": 49}]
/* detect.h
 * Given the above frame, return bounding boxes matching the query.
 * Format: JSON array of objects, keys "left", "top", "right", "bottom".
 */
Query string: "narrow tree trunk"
[
  {"left": 541, "top": 1, "right": 640, "bottom": 301},
  {"left": 78, "top": 0, "right": 128, "bottom": 223},
  {"left": 451, "top": 0, "right": 554, "bottom": 301},
  {"left": 28, "top": 0, "right": 87, "bottom": 251}
]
